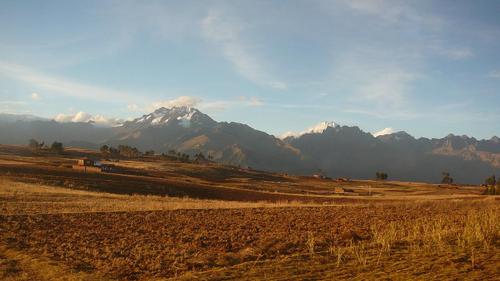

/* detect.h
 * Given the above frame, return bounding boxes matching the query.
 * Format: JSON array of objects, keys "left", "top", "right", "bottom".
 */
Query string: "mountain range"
[{"left": 1, "top": 108, "right": 499, "bottom": 184}]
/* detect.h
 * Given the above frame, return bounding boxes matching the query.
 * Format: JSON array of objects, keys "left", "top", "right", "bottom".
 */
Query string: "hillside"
[
  {"left": 1, "top": 107, "right": 500, "bottom": 183},
  {"left": 0, "top": 145, "right": 497, "bottom": 281}
]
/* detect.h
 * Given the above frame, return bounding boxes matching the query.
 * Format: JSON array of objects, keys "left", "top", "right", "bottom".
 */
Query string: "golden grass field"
[{"left": 0, "top": 145, "right": 498, "bottom": 280}]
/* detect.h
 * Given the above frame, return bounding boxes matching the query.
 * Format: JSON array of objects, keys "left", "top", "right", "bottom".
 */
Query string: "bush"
[
  {"left": 441, "top": 172, "right": 453, "bottom": 184},
  {"left": 375, "top": 172, "right": 388, "bottom": 180},
  {"left": 50, "top": 142, "right": 64, "bottom": 154},
  {"left": 28, "top": 139, "right": 44, "bottom": 151},
  {"left": 485, "top": 175, "right": 496, "bottom": 187}
]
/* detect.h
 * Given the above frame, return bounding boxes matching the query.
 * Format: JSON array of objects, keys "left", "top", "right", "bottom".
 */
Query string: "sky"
[{"left": 1, "top": 0, "right": 500, "bottom": 139}]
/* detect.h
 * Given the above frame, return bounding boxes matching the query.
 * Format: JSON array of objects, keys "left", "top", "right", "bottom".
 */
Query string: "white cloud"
[
  {"left": 443, "top": 48, "right": 474, "bottom": 60},
  {"left": 332, "top": 49, "right": 420, "bottom": 110},
  {"left": 54, "top": 111, "right": 123, "bottom": 127},
  {"left": 336, "top": 0, "right": 445, "bottom": 29},
  {"left": 248, "top": 97, "right": 263, "bottom": 107},
  {"left": 127, "top": 103, "right": 140, "bottom": 112},
  {"left": 0, "top": 62, "right": 135, "bottom": 102},
  {"left": 431, "top": 46, "right": 474, "bottom": 60},
  {"left": 488, "top": 70, "right": 500, "bottom": 79},
  {"left": 373, "top": 127, "right": 395, "bottom": 137},
  {"left": 151, "top": 96, "right": 201, "bottom": 110},
  {"left": 238, "top": 96, "right": 263, "bottom": 107},
  {"left": 30, "top": 92, "right": 40, "bottom": 100},
  {"left": 201, "top": 10, "right": 287, "bottom": 90},
  {"left": 73, "top": 111, "right": 93, "bottom": 123},
  {"left": 358, "top": 70, "right": 418, "bottom": 106},
  {"left": 148, "top": 95, "right": 264, "bottom": 112}
]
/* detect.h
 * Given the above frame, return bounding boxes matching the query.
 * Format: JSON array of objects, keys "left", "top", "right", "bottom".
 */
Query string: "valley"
[{"left": 0, "top": 144, "right": 498, "bottom": 280}]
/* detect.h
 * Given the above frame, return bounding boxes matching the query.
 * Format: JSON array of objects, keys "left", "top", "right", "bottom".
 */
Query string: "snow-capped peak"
[
  {"left": 126, "top": 106, "right": 200, "bottom": 128},
  {"left": 280, "top": 121, "right": 338, "bottom": 139},
  {"left": 372, "top": 127, "right": 395, "bottom": 137},
  {"left": 308, "top": 121, "right": 337, "bottom": 134}
]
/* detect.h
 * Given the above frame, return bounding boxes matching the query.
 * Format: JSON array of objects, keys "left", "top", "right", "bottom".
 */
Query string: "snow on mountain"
[
  {"left": 280, "top": 121, "right": 338, "bottom": 139},
  {"left": 125, "top": 106, "right": 200, "bottom": 128},
  {"left": 372, "top": 127, "right": 395, "bottom": 137}
]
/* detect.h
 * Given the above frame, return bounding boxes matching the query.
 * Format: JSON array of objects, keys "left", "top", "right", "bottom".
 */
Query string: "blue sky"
[{"left": 1, "top": 0, "right": 500, "bottom": 139}]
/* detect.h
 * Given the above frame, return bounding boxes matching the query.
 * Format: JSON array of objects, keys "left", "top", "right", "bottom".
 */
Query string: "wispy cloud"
[
  {"left": 127, "top": 103, "right": 140, "bottom": 112},
  {"left": 30, "top": 92, "right": 40, "bottom": 100},
  {"left": 0, "top": 101, "right": 28, "bottom": 114},
  {"left": 335, "top": 0, "right": 445, "bottom": 29},
  {"left": 54, "top": 111, "right": 124, "bottom": 127},
  {"left": 238, "top": 96, "right": 263, "bottom": 107},
  {"left": 151, "top": 96, "right": 202, "bottom": 110},
  {"left": 488, "top": 70, "right": 500, "bottom": 79},
  {"left": 201, "top": 10, "right": 287, "bottom": 90},
  {"left": 0, "top": 62, "right": 135, "bottom": 102},
  {"left": 431, "top": 45, "right": 475, "bottom": 60},
  {"left": 131, "top": 95, "right": 266, "bottom": 113},
  {"left": 441, "top": 47, "right": 474, "bottom": 60},
  {"left": 331, "top": 47, "right": 421, "bottom": 111}
]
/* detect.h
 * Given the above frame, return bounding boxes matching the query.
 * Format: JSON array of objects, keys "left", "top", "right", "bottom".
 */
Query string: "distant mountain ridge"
[{"left": 1, "top": 107, "right": 499, "bottom": 184}]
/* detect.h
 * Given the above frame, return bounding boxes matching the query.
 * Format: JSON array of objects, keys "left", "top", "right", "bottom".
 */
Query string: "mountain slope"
[
  {"left": 0, "top": 108, "right": 499, "bottom": 183},
  {"left": 107, "top": 107, "right": 307, "bottom": 173},
  {"left": 285, "top": 124, "right": 499, "bottom": 183}
]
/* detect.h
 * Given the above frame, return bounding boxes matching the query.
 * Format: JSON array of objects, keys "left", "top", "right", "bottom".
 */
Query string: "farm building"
[
  {"left": 100, "top": 164, "right": 116, "bottom": 172},
  {"left": 72, "top": 158, "right": 116, "bottom": 173},
  {"left": 334, "top": 187, "right": 345, "bottom": 194},
  {"left": 77, "top": 158, "right": 95, "bottom": 167}
]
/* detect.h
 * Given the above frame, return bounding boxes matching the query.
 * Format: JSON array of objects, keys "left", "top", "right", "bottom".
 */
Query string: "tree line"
[
  {"left": 100, "top": 145, "right": 214, "bottom": 163},
  {"left": 100, "top": 145, "right": 142, "bottom": 158},
  {"left": 28, "top": 139, "right": 64, "bottom": 154},
  {"left": 164, "top": 149, "right": 213, "bottom": 162}
]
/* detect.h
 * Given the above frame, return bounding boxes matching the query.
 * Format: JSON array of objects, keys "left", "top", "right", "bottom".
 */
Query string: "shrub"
[
  {"left": 376, "top": 172, "right": 388, "bottom": 180},
  {"left": 50, "top": 142, "right": 64, "bottom": 154},
  {"left": 441, "top": 172, "right": 453, "bottom": 184}
]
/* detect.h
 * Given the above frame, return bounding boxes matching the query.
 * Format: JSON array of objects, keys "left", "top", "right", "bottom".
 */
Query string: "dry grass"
[
  {"left": 1, "top": 198, "right": 498, "bottom": 280},
  {"left": 178, "top": 200, "right": 499, "bottom": 280},
  {"left": 0, "top": 246, "right": 109, "bottom": 281},
  {"left": 0, "top": 178, "right": 335, "bottom": 215},
  {"left": 0, "top": 144, "right": 487, "bottom": 202}
]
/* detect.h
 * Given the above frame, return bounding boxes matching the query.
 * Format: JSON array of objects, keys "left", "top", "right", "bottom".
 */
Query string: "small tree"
[
  {"left": 100, "top": 145, "right": 110, "bottom": 157},
  {"left": 28, "top": 139, "right": 44, "bottom": 151},
  {"left": 376, "top": 171, "right": 388, "bottom": 180},
  {"left": 109, "top": 146, "right": 120, "bottom": 158},
  {"left": 484, "top": 178, "right": 500, "bottom": 195},
  {"left": 118, "top": 145, "right": 141, "bottom": 158},
  {"left": 194, "top": 152, "right": 206, "bottom": 162},
  {"left": 50, "top": 142, "right": 64, "bottom": 154},
  {"left": 145, "top": 150, "right": 155, "bottom": 156},
  {"left": 441, "top": 172, "right": 454, "bottom": 184},
  {"left": 485, "top": 175, "right": 496, "bottom": 187}
]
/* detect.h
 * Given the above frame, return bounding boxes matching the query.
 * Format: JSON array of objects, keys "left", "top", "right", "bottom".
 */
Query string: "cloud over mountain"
[{"left": 54, "top": 112, "right": 123, "bottom": 127}]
